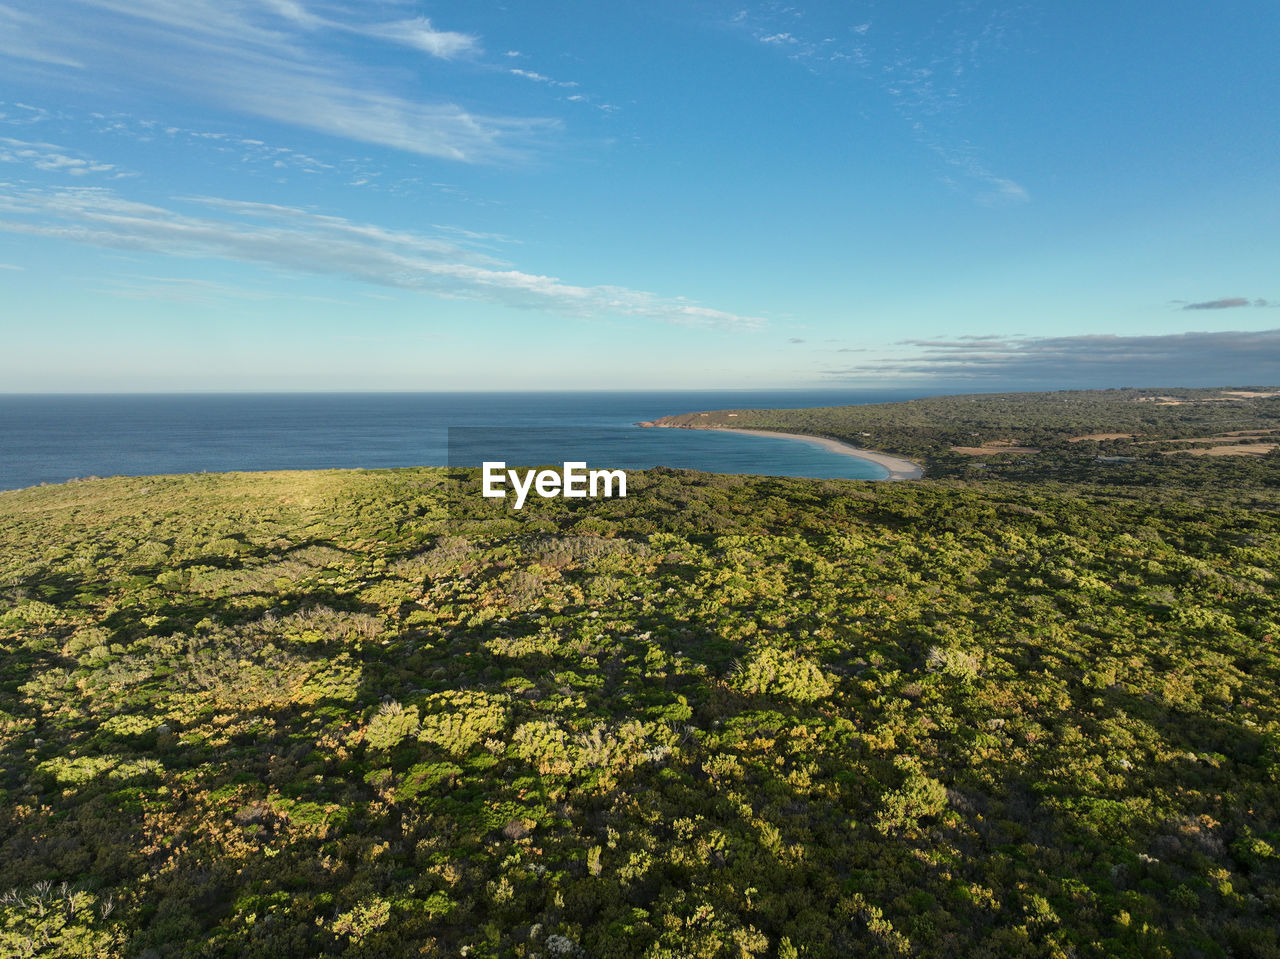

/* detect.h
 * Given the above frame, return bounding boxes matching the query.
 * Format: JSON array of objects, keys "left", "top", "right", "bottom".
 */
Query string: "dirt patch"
[
  {"left": 950, "top": 445, "right": 1040, "bottom": 456},
  {"left": 1068, "top": 433, "right": 1137, "bottom": 442},
  {"left": 1140, "top": 430, "right": 1280, "bottom": 445},
  {"left": 1222, "top": 391, "right": 1280, "bottom": 398},
  {"left": 1163, "top": 444, "right": 1277, "bottom": 457},
  {"left": 1136, "top": 395, "right": 1237, "bottom": 405}
]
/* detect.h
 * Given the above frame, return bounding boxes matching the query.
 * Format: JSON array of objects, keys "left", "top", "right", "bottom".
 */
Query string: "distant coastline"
[
  {"left": 0, "top": 392, "right": 911, "bottom": 491},
  {"left": 640, "top": 423, "right": 924, "bottom": 481}
]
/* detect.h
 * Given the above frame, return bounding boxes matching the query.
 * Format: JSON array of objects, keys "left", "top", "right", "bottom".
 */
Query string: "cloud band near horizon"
[
  {"left": 0, "top": 184, "right": 763, "bottom": 330},
  {"left": 1181, "top": 297, "right": 1271, "bottom": 310},
  {"left": 824, "top": 329, "right": 1280, "bottom": 387}
]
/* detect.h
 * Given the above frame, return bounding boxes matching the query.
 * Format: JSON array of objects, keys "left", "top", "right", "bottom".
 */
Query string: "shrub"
[{"left": 730, "top": 647, "right": 834, "bottom": 702}]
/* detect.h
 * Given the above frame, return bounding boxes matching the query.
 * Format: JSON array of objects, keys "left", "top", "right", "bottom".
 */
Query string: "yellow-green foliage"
[
  {"left": 37, "top": 755, "right": 163, "bottom": 786},
  {"left": 0, "top": 883, "right": 123, "bottom": 959},
  {"left": 416, "top": 690, "right": 509, "bottom": 756},
  {"left": 1, "top": 463, "right": 1279, "bottom": 958},
  {"left": 363, "top": 702, "right": 419, "bottom": 749},
  {"left": 511, "top": 720, "right": 573, "bottom": 776},
  {"left": 731, "top": 646, "right": 834, "bottom": 702},
  {"left": 875, "top": 757, "right": 949, "bottom": 836}
]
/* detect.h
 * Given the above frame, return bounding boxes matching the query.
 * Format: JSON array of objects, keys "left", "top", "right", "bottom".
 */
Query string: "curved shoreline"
[{"left": 645, "top": 424, "right": 924, "bottom": 481}]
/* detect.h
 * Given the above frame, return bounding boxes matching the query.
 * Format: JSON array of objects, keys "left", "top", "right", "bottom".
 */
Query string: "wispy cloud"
[
  {"left": 1182, "top": 297, "right": 1271, "bottom": 311},
  {"left": 0, "top": 185, "right": 763, "bottom": 329},
  {"left": 358, "top": 17, "right": 479, "bottom": 59},
  {"left": 0, "top": 101, "right": 53, "bottom": 125},
  {"left": 0, "top": 0, "right": 550, "bottom": 163},
  {"left": 732, "top": 2, "right": 1029, "bottom": 203},
  {"left": 89, "top": 110, "right": 460, "bottom": 196},
  {"left": 0, "top": 136, "right": 116, "bottom": 175},
  {"left": 94, "top": 273, "right": 348, "bottom": 305},
  {"left": 11, "top": 105, "right": 483, "bottom": 203},
  {"left": 823, "top": 329, "right": 1280, "bottom": 385},
  {"left": 0, "top": 262, "right": 24, "bottom": 270},
  {"left": 926, "top": 135, "right": 1030, "bottom": 205},
  {"left": 0, "top": 3, "right": 84, "bottom": 67},
  {"left": 509, "top": 68, "right": 579, "bottom": 88},
  {"left": 262, "top": 1, "right": 481, "bottom": 58}
]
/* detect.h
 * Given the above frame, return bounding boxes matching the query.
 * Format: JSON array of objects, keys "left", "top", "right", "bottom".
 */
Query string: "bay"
[{"left": 0, "top": 390, "right": 929, "bottom": 491}]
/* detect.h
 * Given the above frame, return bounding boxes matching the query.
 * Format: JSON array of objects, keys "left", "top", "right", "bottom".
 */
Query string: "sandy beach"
[{"left": 650, "top": 425, "right": 924, "bottom": 480}]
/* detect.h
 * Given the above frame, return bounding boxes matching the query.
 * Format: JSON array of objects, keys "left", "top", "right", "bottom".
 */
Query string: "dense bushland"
[
  {"left": 2, "top": 461, "right": 1278, "bottom": 957},
  {"left": 651, "top": 386, "right": 1280, "bottom": 485}
]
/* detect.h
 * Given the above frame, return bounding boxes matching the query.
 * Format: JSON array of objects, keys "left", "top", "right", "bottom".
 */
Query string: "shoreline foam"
[{"left": 643, "top": 424, "right": 924, "bottom": 480}]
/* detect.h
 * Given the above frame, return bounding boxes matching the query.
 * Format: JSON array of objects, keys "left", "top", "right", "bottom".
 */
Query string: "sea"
[{"left": 0, "top": 390, "right": 929, "bottom": 492}]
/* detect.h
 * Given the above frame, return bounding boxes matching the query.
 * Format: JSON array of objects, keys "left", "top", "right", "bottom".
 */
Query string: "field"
[{"left": 2, "top": 389, "right": 1280, "bottom": 957}]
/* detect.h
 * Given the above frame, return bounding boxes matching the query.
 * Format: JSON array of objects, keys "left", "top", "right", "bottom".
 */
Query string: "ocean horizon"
[{"left": 0, "top": 389, "right": 933, "bottom": 492}]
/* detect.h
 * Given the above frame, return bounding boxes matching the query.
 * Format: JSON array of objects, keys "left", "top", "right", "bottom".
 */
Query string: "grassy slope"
[{"left": 2, "top": 462, "right": 1279, "bottom": 957}]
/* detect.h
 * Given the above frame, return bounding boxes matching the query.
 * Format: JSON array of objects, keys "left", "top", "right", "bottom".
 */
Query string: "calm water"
[{"left": 0, "top": 391, "right": 927, "bottom": 491}]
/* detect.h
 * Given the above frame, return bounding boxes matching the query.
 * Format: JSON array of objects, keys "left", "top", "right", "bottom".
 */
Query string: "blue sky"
[{"left": 1, "top": 0, "right": 1277, "bottom": 390}]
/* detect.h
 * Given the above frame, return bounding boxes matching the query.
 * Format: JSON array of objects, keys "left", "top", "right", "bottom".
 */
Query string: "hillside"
[{"left": 2, "top": 461, "right": 1279, "bottom": 957}]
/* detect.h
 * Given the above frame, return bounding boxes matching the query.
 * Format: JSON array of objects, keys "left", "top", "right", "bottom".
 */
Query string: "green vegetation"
[
  {"left": 652, "top": 386, "right": 1280, "bottom": 486},
  {"left": 2, "top": 389, "right": 1280, "bottom": 957}
]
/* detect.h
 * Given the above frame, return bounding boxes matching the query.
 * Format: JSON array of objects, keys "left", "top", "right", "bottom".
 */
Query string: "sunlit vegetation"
[
  {"left": 651, "top": 386, "right": 1280, "bottom": 486},
  {"left": 2, "top": 450, "right": 1278, "bottom": 957}
]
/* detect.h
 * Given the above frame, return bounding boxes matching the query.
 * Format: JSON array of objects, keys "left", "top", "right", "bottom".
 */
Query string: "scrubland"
[{"left": 2, "top": 389, "right": 1279, "bottom": 956}]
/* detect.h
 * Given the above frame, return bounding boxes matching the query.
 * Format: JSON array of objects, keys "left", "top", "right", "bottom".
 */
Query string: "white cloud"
[
  {"left": 0, "top": 137, "right": 116, "bottom": 175},
  {"left": 0, "top": 3, "right": 85, "bottom": 67},
  {"left": 363, "top": 17, "right": 478, "bottom": 59},
  {"left": 208, "top": 67, "right": 554, "bottom": 163},
  {"left": 0, "top": 185, "right": 763, "bottom": 330},
  {"left": 0, "top": 101, "right": 52, "bottom": 125},
  {"left": 263, "top": 2, "right": 482, "bottom": 59},
  {"left": 509, "top": 68, "right": 579, "bottom": 88},
  {"left": 0, "top": 1, "right": 543, "bottom": 163}
]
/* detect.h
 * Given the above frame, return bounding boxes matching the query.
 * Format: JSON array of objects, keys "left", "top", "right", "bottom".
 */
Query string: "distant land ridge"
[{"left": 642, "top": 385, "right": 1280, "bottom": 486}]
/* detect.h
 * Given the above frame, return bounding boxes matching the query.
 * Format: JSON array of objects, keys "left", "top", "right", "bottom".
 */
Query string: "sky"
[{"left": 1, "top": 0, "right": 1277, "bottom": 391}]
